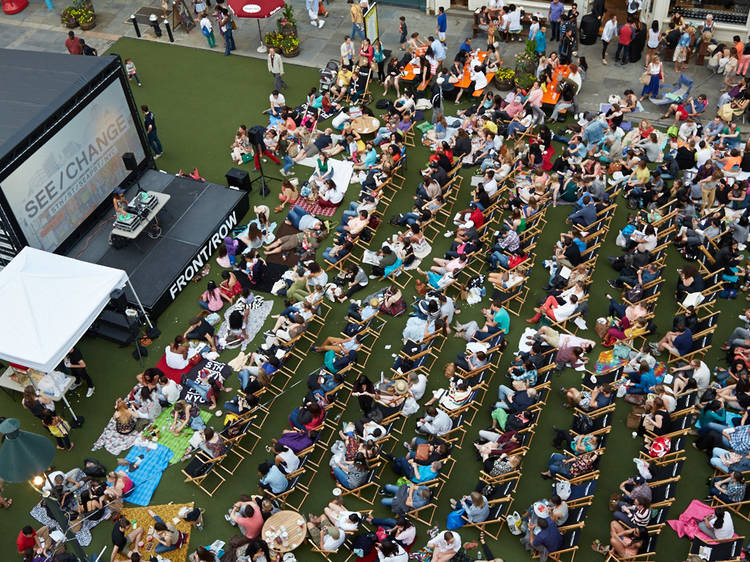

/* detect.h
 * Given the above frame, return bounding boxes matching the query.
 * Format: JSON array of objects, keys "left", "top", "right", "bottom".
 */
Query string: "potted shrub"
[
  {"left": 264, "top": 31, "right": 282, "bottom": 50},
  {"left": 277, "top": 4, "right": 297, "bottom": 38},
  {"left": 78, "top": 8, "right": 96, "bottom": 30},
  {"left": 280, "top": 36, "right": 300, "bottom": 57},
  {"left": 515, "top": 72, "right": 536, "bottom": 90},
  {"left": 514, "top": 40, "right": 537, "bottom": 75},
  {"left": 494, "top": 67, "right": 516, "bottom": 91},
  {"left": 61, "top": 6, "right": 78, "bottom": 28}
]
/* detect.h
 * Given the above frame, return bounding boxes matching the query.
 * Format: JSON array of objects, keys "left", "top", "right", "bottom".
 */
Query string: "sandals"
[{"left": 591, "top": 540, "right": 610, "bottom": 554}]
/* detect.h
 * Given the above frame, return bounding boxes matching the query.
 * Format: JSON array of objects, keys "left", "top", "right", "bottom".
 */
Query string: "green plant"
[
  {"left": 279, "top": 36, "right": 300, "bottom": 53},
  {"left": 515, "top": 71, "right": 535, "bottom": 90},
  {"left": 264, "top": 31, "right": 283, "bottom": 48},
  {"left": 61, "top": 5, "right": 77, "bottom": 23},
  {"left": 78, "top": 8, "right": 94, "bottom": 24},
  {"left": 280, "top": 3, "right": 296, "bottom": 27},
  {"left": 495, "top": 67, "right": 516, "bottom": 81}
]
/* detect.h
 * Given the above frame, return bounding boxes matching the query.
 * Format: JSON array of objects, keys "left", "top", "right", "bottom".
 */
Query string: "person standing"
[
  {"left": 125, "top": 59, "right": 142, "bottom": 87},
  {"left": 600, "top": 14, "right": 617, "bottom": 65},
  {"left": 399, "top": 16, "right": 408, "bottom": 51},
  {"left": 218, "top": 6, "right": 235, "bottom": 56},
  {"left": 548, "top": 0, "right": 564, "bottom": 42},
  {"left": 65, "top": 347, "right": 95, "bottom": 398},
  {"left": 141, "top": 105, "right": 163, "bottom": 159},
  {"left": 349, "top": 0, "right": 366, "bottom": 41},
  {"left": 436, "top": 6, "right": 447, "bottom": 45},
  {"left": 306, "top": 0, "right": 325, "bottom": 28},
  {"left": 267, "top": 47, "right": 287, "bottom": 92},
  {"left": 200, "top": 12, "right": 216, "bottom": 47},
  {"left": 341, "top": 36, "right": 355, "bottom": 69},
  {"left": 615, "top": 17, "right": 633, "bottom": 65},
  {"left": 79, "top": 38, "right": 97, "bottom": 56},
  {"left": 640, "top": 54, "right": 663, "bottom": 101},
  {"left": 65, "top": 30, "right": 83, "bottom": 54}
]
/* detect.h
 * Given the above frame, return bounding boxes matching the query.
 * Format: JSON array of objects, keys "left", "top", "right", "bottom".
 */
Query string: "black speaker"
[
  {"left": 122, "top": 152, "right": 137, "bottom": 171},
  {"left": 226, "top": 167, "right": 251, "bottom": 191},
  {"left": 110, "top": 288, "right": 128, "bottom": 313}
]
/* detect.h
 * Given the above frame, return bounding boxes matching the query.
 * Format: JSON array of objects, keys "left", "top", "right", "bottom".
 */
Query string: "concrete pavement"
[{"left": 0, "top": 1, "right": 730, "bottom": 124}]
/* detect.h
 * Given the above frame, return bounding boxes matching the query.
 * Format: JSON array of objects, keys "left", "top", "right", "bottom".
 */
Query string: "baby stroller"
[{"left": 319, "top": 59, "right": 338, "bottom": 92}]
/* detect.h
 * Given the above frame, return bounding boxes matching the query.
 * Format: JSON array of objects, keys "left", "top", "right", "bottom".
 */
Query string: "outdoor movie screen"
[{"left": 0, "top": 80, "right": 146, "bottom": 252}]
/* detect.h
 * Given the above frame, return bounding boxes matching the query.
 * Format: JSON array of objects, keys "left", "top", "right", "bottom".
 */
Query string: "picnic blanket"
[
  {"left": 150, "top": 406, "right": 213, "bottom": 464},
  {"left": 291, "top": 196, "right": 339, "bottom": 217},
  {"left": 179, "top": 359, "right": 231, "bottom": 406},
  {"left": 593, "top": 350, "right": 628, "bottom": 374},
  {"left": 91, "top": 416, "right": 142, "bottom": 456},
  {"left": 265, "top": 222, "right": 302, "bottom": 267},
  {"left": 297, "top": 157, "right": 355, "bottom": 194},
  {"left": 30, "top": 501, "right": 114, "bottom": 547},
  {"left": 215, "top": 298, "right": 274, "bottom": 351},
  {"left": 115, "top": 443, "right": 173, "bottom": 506},
  {"left": 668, "top": 499, "right": 724, "bottom": 542},
  {"left": 121, "top": 502, "right": 194, "bottom": 562}
]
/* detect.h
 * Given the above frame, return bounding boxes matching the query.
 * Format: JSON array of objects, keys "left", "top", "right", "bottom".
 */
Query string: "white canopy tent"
[{"left": 0, "top": 247, "right": 145, "bottom": 372}]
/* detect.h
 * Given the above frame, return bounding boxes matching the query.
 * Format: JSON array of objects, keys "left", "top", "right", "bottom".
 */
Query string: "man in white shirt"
[
  {"left": 483, "top": 170, "right": 498, "bottom": 197},
  {"left": 268, "top": 89, "right": 286, "bottom": 117},
  {"left": 601, "top": 14, "right": 617, "bottom": 65},
  {"left": 695, "top": 140, "right": 713, "bottom": 168},
  {"left": 426, "top": 530, "right": 461, "bottom": 559},
  {"left": 267, "top": 47, "right": 287, "bottom": 92},
  {"left": 416, "top": 406, "right": 452, "bottom": 436},
  {"left": 678, "top": 119, "right": 698, "bottom": 142},
  {"left": 471, "top": 65, "right": 488, "bottom": 91}
]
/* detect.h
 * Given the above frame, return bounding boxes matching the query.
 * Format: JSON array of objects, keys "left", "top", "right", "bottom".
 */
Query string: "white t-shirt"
[
  {"left": 695, "top": 147, "right": 713, "bottom": 168},
  {"left": 601, "top": 19, "right": 617, "bottom": 42},
  {"left": 647, "top": 28, "right": 660, "bottom": 48},
  {"left": 333, "top": 510, "right": 361, "bottom": 531},
  {"left": 409, "top": 373, "right": 428, "bottom": 401},
  {"left": 709, "top": 513, "right": 735, "bottom": 540},
  {"left": 323, "top": 529, "right": 346, "bottom": 550},
  {"left": 508, "top": 9, "right": 522, "bottom": 32},
  {"left": 270, "top": 93, "right": 286, "bottom": 108},
  {"left": 484, "top": 178, "right": 498, "bottom": 197},
  {"left": 472, "top": 69, "right": 488, "bottom": 90},
  {"left": 428, "top": 531, "right": 461, "bottom": 553},
  {"left": 692, "top": 361, "right": 711, "bottom": 390}
]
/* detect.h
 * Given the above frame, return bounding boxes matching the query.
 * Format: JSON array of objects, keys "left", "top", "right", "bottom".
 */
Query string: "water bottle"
[{"left": 476, "top": 548, "right": 484, "bottom": 559}]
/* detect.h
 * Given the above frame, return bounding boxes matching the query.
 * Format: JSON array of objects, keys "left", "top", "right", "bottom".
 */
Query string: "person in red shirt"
[
  {"left": 65, "top": 30, "right": 83, "bottom": 55},
  {"left": 17, "top": 526, "right": 40, "bottom": 561},
  {"left": 227, "top": 501, "right": 264, "bottom": 539},
  {"left": 468, "top": 202, "right": 485, "bottom": 229},
  {"left": 615, "top": 19, "right": 634, "bottom": 65}
]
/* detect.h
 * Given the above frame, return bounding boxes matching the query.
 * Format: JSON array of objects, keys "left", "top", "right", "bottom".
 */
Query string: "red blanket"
[{"left": 291, "top": 197, "right": 339, "bottom": 217}]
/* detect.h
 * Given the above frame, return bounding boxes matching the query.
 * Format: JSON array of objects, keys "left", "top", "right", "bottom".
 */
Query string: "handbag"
[
  {"left": 648, "top": 436, "right": 671, "bottom": 458},
  {"left": 230, "top": 19, "right": 237, "bottom": 30},
  {"left": 506, "top": 511, "right": 523, "bottom": 535},
  {"left": 415, "top": 443, "right": 431, "bottom": 461},
  {"left": 446, "top": 508, "right": 466, "bottom": 529},
  {"left": 626, "top": 411, "right": 642, "bottom": 429},
  {"left": 639, "top": 72, "right": 651, "bottom": 86}
]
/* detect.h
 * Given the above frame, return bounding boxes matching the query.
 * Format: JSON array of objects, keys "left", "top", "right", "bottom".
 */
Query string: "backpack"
[
  {"left": 625, "top": 284, "right": 643, "bottom": 303},
  {"left": 83, "top": 458, "right": 107, "bottom": 478},
  {"left": 572, "top": 413, "right": 594, "bottom": 434}
]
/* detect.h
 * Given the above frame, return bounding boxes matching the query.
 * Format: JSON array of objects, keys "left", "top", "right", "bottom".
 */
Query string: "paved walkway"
[{"left": 0, "top": 1, "right": 730, "bottom": 124}]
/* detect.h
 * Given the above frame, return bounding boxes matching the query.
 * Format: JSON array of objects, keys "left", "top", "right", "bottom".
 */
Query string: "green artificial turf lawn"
[{"left": 0, "top": 38, "right": 743, "bottom": 561}]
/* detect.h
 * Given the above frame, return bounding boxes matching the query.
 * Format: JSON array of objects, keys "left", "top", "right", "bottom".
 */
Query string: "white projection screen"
[{"left": 1, "top": 80, "right": 146, "bottom": 252}]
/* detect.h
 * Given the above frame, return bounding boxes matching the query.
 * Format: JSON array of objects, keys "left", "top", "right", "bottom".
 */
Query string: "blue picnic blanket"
[{"left": 115, "top": 444, "right": 173, "bottom": 506}]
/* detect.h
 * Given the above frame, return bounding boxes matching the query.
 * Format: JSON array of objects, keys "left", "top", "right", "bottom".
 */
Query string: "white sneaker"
[
  {"left": 310, "top": 20, "right": 317, "bottom": 26},
  {"left": 318, "top": 20, "right": 325, "bottom": 28},
  {"left": 443, "top": 230, "right": 454, "bottom": 238},
  {"left": 86, "top": 387, "right": 95, "bottom": 398}
]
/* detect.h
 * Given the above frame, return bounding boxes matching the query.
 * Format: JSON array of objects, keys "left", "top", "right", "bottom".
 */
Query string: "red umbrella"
[{"left": 227, "top": 0, "right": 285, "bottom": 52}]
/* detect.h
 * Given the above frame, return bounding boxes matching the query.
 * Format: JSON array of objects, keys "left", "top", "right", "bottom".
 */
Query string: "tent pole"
[
  {"left": 60, "top": 389, "right": 79, "bottom": 422},
  {"left": 127, "top": 279, "right": 154, "bottom": 329}
]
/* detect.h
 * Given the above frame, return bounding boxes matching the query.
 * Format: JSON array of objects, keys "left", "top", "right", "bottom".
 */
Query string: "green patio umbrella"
[{"left": 0, "top": 418, "right": 54, "bottom": 482}]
